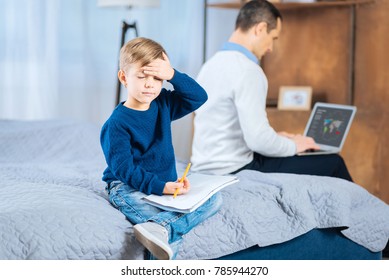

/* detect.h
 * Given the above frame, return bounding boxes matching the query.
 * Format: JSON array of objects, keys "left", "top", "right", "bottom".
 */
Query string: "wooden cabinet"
[{"left": 204, "top": 0, "right": 389, "bottom": 204}]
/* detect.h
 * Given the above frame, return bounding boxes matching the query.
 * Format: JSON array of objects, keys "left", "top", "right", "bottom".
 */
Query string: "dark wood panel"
[
  {"left": 379, "top": 112, "right": 389, "bottom": 204},
  {"left": 263, "top": 7, "right": 353, "bottom": 105},
  {"left": 342, "top": 110, "right": 388, "bottom": 203},
  {"left": 267, "top": 109, "right": 309, "bottom": 135},
  {"left": 341, "top": 111, "right": 382, "bottom": 196},
  {"left": 354, "top": 0, "right": 389, "bottom": 110},
  {"left": 354, "top": 0, "right": 389, "bottom": 203}
]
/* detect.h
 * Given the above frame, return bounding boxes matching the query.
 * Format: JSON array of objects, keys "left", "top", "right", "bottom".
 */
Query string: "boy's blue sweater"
[{"left": 100, "top": 70, "right": 207, "bottom": 195}]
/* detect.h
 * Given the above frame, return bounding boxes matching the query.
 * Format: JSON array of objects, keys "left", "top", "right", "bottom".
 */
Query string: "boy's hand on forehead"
[{"left": 142, "top": 52, "right": 174, "bottom": 81}]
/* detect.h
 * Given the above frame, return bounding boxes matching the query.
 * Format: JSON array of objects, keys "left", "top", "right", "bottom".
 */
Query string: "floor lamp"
[
  {"left": 97, "top": 0, "right": 160, "bottom": 106},
  {"left": 116, "top": 20, "right": 138, "bottom": 106}
]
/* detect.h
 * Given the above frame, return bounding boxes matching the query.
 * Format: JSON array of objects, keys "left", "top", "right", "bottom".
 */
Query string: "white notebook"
[{"left": 143, "top": 173, "right": 239, "bottom": 213}]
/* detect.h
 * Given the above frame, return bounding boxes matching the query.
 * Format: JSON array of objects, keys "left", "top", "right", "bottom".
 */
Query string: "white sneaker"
[{"left": 133, "top": 222, "right": 173, "bottom": 260}]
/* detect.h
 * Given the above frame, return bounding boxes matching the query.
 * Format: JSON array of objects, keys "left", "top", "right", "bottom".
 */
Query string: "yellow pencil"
[{"left": 174, "top": 162, "right": 191, "bottom": 199}]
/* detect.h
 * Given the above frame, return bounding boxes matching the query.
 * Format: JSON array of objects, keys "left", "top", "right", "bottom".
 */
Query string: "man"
[{"left": 191, "top": 0, "right": 352, "bottom": 181}]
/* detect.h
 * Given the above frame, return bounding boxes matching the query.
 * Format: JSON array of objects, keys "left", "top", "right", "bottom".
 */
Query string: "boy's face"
[{"left": 120, "top": 61, "right": 163, "bottom": 110}]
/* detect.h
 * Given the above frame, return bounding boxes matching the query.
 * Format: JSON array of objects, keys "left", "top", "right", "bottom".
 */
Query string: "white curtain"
[
  {"left": 0, "top": 0, "right": 205, "bottom": 124},
  {"left": 0, "top": 0, "right": 60, "bottom": 120}
]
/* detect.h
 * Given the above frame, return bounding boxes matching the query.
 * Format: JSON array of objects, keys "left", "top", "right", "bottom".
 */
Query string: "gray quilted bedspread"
[
  {"left": 0, "top": 120, "right": 388, "bottom": 260},
  {"left": 0, "top": 120, "right": 144, "bottom": 259},
  {"left": 176, "top": 170, "right": 389, "bottom": 259}
]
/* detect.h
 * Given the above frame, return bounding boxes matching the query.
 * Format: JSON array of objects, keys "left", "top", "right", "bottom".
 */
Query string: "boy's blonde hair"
[{"left": 119, "top": 37, "right": 167, "bottom": 72}]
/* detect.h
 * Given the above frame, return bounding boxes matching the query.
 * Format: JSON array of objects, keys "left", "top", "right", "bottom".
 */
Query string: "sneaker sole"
[{"left": 134, "top": 225, "right": 173, "bottom": 260}]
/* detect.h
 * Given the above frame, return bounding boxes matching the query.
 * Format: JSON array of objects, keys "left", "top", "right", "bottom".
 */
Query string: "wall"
[{"left": 353, "top": 0, "right": 389, "bottom": 203}]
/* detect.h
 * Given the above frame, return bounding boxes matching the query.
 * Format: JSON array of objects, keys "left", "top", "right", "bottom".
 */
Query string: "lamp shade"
[{"left": 97, "top": 0, "right": 160, "bottom": 8}]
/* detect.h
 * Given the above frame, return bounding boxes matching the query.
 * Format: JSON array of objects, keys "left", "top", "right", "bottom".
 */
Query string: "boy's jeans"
[{"left": 106, "top": 181, "right": 222, "bottom": 257}]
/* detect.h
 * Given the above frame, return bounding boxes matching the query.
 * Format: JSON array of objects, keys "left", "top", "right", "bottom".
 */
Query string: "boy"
[{"left": 100, "top": 37, "right": 222, "bottom": 260}]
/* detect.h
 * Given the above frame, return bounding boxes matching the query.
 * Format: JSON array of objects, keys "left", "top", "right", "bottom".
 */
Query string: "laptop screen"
[{"left": 306, "top": 105, "right": 354, "bottom": 147}]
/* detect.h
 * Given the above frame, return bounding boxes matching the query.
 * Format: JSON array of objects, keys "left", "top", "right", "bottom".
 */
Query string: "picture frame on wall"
[{"left": 277, "top": 86, "right": 312, "bottom": 111}]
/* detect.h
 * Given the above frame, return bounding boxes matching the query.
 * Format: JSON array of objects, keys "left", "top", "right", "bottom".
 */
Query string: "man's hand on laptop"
[{"left": 292, "top": 135, "right": 321, "bottom": 153}]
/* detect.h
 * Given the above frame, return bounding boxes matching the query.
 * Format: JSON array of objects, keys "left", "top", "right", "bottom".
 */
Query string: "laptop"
[{"left": 298, "top": 102, "right": 357, "bottom": 156}]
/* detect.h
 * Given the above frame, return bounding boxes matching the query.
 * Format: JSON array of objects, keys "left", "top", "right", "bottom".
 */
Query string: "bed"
[{"left": 0, "top": 119, "right": 388, "bottom": 260}]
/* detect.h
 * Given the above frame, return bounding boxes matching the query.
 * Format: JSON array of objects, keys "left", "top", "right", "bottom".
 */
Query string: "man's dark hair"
[{"left": 235, "top": 0, "right": 282, "bottom": 32}]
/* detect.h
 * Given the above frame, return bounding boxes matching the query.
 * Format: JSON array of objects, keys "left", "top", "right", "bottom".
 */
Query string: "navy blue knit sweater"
[{"left": 100, "top": 70, "right": 207, "bottom": 195}]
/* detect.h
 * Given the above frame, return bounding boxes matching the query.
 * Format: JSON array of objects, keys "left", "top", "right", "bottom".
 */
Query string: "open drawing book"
[{"left": 143, "top": 173, "right": 239, "bottom": 213}]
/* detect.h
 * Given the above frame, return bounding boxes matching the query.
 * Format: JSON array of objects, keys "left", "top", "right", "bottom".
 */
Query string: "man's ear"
[
  {"left": 118, "top": 70, "right": 127, "bottom": 87},
  {"left": 255, "top": 22, "right": 268, "bottom": 35}
]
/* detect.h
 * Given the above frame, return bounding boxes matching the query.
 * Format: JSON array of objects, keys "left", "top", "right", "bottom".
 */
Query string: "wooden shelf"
[{"left": 207, "top": 0, "right": 374, "bottom": 10}]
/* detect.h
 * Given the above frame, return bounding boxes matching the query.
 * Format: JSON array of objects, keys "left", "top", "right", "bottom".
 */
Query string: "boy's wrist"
[{"left": 152, "top": 179, "right": 166, "bottom": 196}]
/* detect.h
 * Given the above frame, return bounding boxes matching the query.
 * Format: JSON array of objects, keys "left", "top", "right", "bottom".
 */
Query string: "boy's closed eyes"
[{"left": 136, "top": 72, "right": 163, "bottom": 82}]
